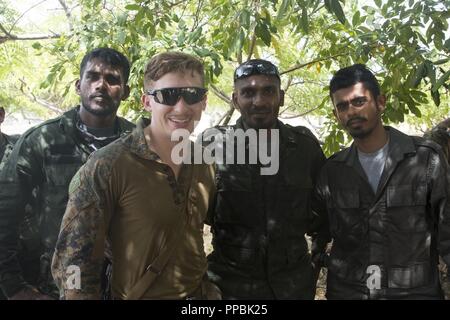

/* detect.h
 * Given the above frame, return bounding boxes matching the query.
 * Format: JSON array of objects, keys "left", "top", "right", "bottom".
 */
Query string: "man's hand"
[{"left": 9, "top": 286, "right": 54, "bottom": 300}]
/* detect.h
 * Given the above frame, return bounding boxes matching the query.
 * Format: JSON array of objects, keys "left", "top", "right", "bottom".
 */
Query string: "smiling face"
[
  {"left": 76, "top": 58, "right": 129, "bottom": 117},
  {"left": 233, "top": 74, "right": 284, "bottom": 129},
  {"left": 142, "top": 71, "right": 206, "bottom": 138},
  {"left": 332, "top": 82, "right": 385, "bottom": 139}
]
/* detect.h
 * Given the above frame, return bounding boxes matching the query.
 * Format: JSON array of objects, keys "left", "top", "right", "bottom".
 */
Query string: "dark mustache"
[
  {"left": 90, "top": 93, "right": 111, "bottom": 100},
  {"left": 346, "top": 117, "right": 367, "bottom": 126},
  {"left": 249, "top": 108, "right": 271, "bottom": 114}
]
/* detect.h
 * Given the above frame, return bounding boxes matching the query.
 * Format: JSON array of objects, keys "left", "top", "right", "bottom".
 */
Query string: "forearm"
[{"left": 51, "top": 204, "right": 106, "bottom": 300}]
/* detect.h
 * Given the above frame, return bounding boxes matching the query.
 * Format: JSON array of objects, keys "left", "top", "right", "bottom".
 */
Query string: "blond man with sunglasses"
[{"left": 51, "top": 52, "right": 220, "bottom": 300}]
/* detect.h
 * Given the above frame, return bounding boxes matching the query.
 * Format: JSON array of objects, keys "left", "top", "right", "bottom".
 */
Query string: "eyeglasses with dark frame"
[{"left": 146, "top": 87, "right": 207, "bottom": 106}]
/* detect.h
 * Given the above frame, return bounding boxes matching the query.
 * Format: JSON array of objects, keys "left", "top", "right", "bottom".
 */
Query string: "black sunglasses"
[
  {"left": 147, "top": 87, "right": 207, "bottom": 106},
  {"left": 234, "top": 60, "right": 280, "bottom": 82}
]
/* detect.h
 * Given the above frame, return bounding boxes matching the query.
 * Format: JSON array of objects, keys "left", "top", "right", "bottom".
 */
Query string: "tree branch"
[
  {"left": 0, "top": 33, "right": 61, "bottom": 43},
  {"left": 279, "top": 105, "right": 321, "bottom": 118},
  {"left": 210, "top": 84, "right": 231, "bottom": 104},
  {"left": 246, "top": 31, "right": 257, "bottom": 62},
  {"left": 58, "top": 0, "right": 73, "bottom": 32},
  {"left": 9, "top": 0, "right": 47, "bottom": 34},
  {"left": 217, "top": 104, "right": 235, "bottom": 126},
  {"left": 18, "top": 79, "right": 64, "bottom": 115},
  {"left": 190, "top": 0, "right": 204, "bottom": 32},
  {"left": 280, "top": 53, "right": 348, "bottom": 75}
]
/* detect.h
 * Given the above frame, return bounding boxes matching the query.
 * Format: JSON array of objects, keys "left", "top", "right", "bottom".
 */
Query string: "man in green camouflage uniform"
[
  {"left": 0, "top": 107, "right": 20, "bottom": 171},
  {"left": 52, "top": 52, "right": 218, "bottom": 300},
  {"left": 0, "top": 106, "right": 20, "bottom": 300},
  {"left": 424, "top": 118, "right": 450, "bottom": 299},
  {"left": 0, "top": 48, "right": 134, "bottom": 300}
]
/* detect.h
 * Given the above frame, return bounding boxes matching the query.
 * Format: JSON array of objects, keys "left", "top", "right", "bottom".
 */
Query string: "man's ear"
[
  {"left": 201, "top": 95, "right": 207, "bottom": 111},
  {"left": 75, "top": 80, "right": 81, "bottom": 95},
  {"left": 122, "top": 85, "right": 130, "bottom": 101},
  {"left": 232, "top": 92, "right": 240, "bottom": 112},
  {"left": 0, "top": 108, "right": 5, "bottom": 124},
  {"left": 142, "top": 94, "right": 152, "bottom": 113},
  {"left": 377, "top": 94, "right": 386, "bottom": 113},
  {"left": 279, "top": 90, "right": 285, "bottom": 107}
]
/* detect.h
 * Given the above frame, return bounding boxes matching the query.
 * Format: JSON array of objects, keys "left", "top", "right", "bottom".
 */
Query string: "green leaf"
[
  {"left": 432, "top": 70, "right": 450, "bottom": 93},
  {"left": 410, "top": 62, "right": 425, "bottom": 87},
  {"left": 32, "top": 42, "right": 42, "bottom": 50},
  {"left": 240, "top": 9, "right": 250, "bottom": 28},
  {"left": 58, "top": 67, "right": 66, "bottom": 81},
  {"left": 424, "top": 60, "right": 436, "bottom": 86},
  {"left": 330, "top": 0, "right": 347, "bottom": 25},
  {"left": 431, "top": 89, "right": 440, "bottom": 106},
  {"left": 352, "top": 11, "right": 360, "bottom": 27},
  {"left": 255, "top": 21, "right": 271, "bottom": 46},
  {"left": 276, "top": 0, "right": 291, "bottom": 21},
  {"left": 177, "top": 30, "right": 186, "bottom": 47},
  {"left": 444, "top": 38, "right": 450, "bottom": 51},
  {"left": 300, "top": 7, "right": 309, "bottom": 33},
  {"left": 189, "top": 27, "right": 202, "bottom": 43},
  {"left": 374, "top": 0, "right": 382, "bottom": 8},
  {"left": 125, "top": 4, "right": 140, "bottom": 11}
]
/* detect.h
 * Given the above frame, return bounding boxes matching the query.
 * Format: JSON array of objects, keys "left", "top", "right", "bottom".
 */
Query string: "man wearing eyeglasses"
[
  {"left": 316, "top": 64, "right": 450, "bottom": 299},
  {"left": 51, "top": 52, "right": 220, "bottom": 300},
  {"left": 200, "top": 59, "right": 330, "bottom": 299}
]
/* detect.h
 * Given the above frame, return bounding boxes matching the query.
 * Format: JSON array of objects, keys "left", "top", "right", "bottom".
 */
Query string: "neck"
[
  {"left": 354, "top": 123, "right": 388, "bottom": 153},
  {"left": 79, "top": 107, "right": 116, "bottom": 128},
  {"left": 144, "top": 126, "right": 182, "bottom": 160}
]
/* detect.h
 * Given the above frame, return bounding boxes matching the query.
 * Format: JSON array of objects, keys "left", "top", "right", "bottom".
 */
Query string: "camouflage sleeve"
[
  {"left": 0, "top": 134, "right": 44, "bottom": 297},
  {"left": 51, "top": 157, "right": 112, "bottom": 300}
]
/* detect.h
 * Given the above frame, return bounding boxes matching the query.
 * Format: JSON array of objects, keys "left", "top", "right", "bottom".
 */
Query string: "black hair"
[
  {"left": 329, "top": 64, "right": 380, "bottom": 99},
  {"left": 80, "top": 47, "right": 130, "bottom": 84}
]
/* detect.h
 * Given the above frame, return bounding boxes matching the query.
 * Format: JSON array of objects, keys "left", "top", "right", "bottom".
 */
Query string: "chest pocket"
[
  {"left": 216, "top": 165, "right": 252, "bottom": 192},
  {"left": 386, "top": 184, "right": 428, "bottom": 232},
  {"left": 45, "top": 155, "right": 83, "bottom": 187},
  {"left": 330, "top": 189, "right": 363, "bottom": 235},
  {"left": 330, "top": 188, "right": 360, "bottom": 209}
]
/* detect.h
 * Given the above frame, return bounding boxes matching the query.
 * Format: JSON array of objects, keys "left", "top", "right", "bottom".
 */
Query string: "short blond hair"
[{"left": 144, "top": 52, "right": 205, "bottom": 89}]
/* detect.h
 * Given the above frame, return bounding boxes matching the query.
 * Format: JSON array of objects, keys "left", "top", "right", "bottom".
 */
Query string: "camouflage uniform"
[
  {"left": 424, "top": 118, "right": 450, "bottom": 299},
  {"left": 0, "top": 107, "right": 134, "bottom": 298},
  {"left": 0, "top": 132, "right": 20, "bottom": 299},
  {"left": 0, "top": 132, "right": 20, "bottom": 172},
  {"left": 51, "top": 118, "right": 216, "bottom": 300}
]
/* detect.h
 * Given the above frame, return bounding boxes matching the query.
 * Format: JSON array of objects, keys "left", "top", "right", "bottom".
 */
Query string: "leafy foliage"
[{"left": 0, "top": 0, "right": 448, "bottom": 155}]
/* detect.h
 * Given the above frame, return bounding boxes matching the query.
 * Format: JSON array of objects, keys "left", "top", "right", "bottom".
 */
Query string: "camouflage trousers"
[{"left": 439, "top": 257, "right": 450, "bottom": 300}]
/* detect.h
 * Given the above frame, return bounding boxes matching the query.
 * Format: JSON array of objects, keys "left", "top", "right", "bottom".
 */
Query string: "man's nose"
[
  {"left": 172, "top": 97, "right": 190, "bottom": 112},
  {"left": 95, "top": 77, "right": 107, "bottom": 91},
  {"left": 347, "top": 104, "right": 359, "bottom": 116},
  {"left": 252, "top": 92, "right": 265, "bottom": 107}
]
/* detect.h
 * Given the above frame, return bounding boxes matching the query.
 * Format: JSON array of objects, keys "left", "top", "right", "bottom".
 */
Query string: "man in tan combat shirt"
[{"left": 51, "top": 52, "right": 219, "bottom": 300}]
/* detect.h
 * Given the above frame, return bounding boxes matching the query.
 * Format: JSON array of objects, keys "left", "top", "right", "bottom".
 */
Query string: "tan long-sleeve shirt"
[{"left": 51, "top": 118, "right": 215, "bottom": 299}]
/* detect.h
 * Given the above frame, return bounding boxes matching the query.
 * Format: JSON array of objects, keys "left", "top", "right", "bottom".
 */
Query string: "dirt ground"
[{"left": 203, "top": 225, "right": 327, "bottom": 300}]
